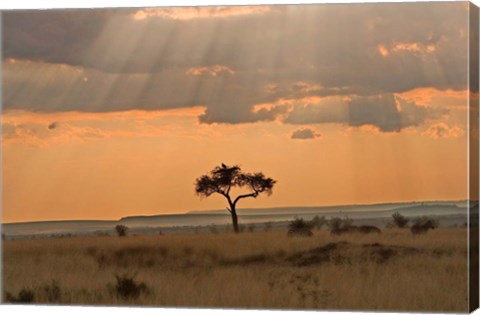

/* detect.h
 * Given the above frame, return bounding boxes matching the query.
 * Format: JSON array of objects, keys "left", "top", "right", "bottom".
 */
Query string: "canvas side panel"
[
  {"left": 0, "top": 10, "right": 3, "bottom": 304},
  {"left": 469, "top": 2, "right": 479, "bottom": 313}
]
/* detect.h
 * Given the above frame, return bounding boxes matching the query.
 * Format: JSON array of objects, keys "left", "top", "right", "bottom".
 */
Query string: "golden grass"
[{"left": 2, "top": 228, "right": 468, "bottom": 311}]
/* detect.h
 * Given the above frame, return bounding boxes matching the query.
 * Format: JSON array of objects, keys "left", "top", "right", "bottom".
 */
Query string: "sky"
[{"left": 1, "top": 2, "right": 475, "bottom": 222}]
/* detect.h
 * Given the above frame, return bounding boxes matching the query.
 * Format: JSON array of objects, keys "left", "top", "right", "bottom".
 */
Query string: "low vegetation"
[
  {"left": 113, "top": 273, "right": 149, "bottom": 300},
  {"left": 287, "top": 218, "right": 313, "bottom": 237},
  {"left": 5, "top": 289, "right": 35, "bottom": 303},
  {"left": 328, "top": 216, "right": 354, "bottom": 232},
  {"left": 263, "top": 222, "right": 273, "bottom": 232},
  {"left": 2, "top": 227, "right": 468, "bottom": 311},
  {"left": 115, "top": 225, "right": 128, "bottom": 237},
  {"left": 310, "top": 216, "right": 327, "bottom": 230},
  {"left": 411, "top": 217, "right": 438, "bottom": 235},
  {"left": 392, "top": 212, "right": 410, "bottom": 228}
]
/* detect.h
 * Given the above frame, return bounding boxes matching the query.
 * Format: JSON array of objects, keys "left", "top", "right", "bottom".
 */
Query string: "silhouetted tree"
[
  {"left": 195, "top": 164, "right": 276, "bottom": 233},
  {"left": 392, "top": 212, "right": 410, "bottom": 228}
]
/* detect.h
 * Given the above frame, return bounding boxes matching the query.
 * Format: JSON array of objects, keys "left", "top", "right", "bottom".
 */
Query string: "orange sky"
[
  {"left": 2, "top": 95, "right": 469, "bottom": 222},
  {"left": 1, "top": 3, "right": 474, "bottom": 222}
]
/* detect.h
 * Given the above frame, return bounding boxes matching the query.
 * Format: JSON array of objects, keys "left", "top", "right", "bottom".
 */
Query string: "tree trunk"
[{"left": 231, "top": 207, "right": 239, "bottom": 233}]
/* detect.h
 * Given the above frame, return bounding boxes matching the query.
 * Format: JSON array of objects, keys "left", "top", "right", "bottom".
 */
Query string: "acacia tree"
[{"left": 195, "top": 164, "right": 276, "bottom": 233}]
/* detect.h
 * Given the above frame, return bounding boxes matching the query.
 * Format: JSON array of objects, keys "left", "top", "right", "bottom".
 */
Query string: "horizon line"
[{"left": 2, "top": 198, "right": 468, "bottom": 225}]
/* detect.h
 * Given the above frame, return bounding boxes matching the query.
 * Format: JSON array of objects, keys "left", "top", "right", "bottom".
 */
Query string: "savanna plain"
[{"left": 2, "top": 227, "right": 468, "bottom": 312}]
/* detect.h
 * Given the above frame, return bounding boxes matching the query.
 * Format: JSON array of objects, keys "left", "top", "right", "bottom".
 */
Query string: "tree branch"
[{"left": 233, "top": 191, "right": 258, "bottom": 207}]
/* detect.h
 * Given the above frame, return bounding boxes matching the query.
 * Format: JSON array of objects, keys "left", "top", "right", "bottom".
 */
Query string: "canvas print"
[{"left": 1, "top": 1, "right": 479, "bottom": 312}]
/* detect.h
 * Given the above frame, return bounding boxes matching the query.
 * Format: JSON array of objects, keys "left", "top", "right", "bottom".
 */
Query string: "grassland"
[{"left": 2, "top": 228, "right": 468, "bottom": 312}]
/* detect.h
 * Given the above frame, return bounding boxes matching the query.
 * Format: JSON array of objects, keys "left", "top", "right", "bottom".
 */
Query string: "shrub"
[
  {"left": 5, "top": 289, "right": 35, "bottom": 303},
  {"left": 413, "top": 216, "right": 438, "bottom": 227},
  {"left": 208, "top": 225, "right": 218, "bottom": 234},
  {"left": 310, "top": 215, "right": 327, "bottom": 230},
  {"left": 94, "top": 231, "right": 110, "bottom": 237},
  {"left": 392, "top": 212, "right": 410, "bottom": 228},
  {"left": 328, "top": 216, "right": 353, "bottom": 232},
  {"left": 410, "top": 217, "right": 439, "bottom": 235},
  {"left": 43, "top": 281, "right": 61, "bottom": 302},
  {"left": 264, "top": 221, "right": 273, "bottom": 232},
  {"left": 287, "top": 218, "right": 313, "bottom": 237},
  {"left": 114, "top": 274, "right": 149, "bottom": 300},
  {"left": 247, "top": 224, "right": 256, "bottom": 233},
  {"left": 115, "top": 225, "right": 128, "bottom": 237},
  {"left": 385, "top": 222, "right": 396, "bottom": 229}
]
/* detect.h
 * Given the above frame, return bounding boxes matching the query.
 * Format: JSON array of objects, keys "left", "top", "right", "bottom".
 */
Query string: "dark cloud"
[
  {"left": 3, "top": 9, "right": 117, "bottom": 68},
  {"left": 1, "top": 3, "right": 468, "bottom": 130},
  {"left": 347, "top": 95, "right": 436, "bottom": 132},
  {"left": 198, "top": 103, "right": 287, "bottom": 124},
  {"left": 291, "top": 128, "right": 321, "bottom": 140},
  {"left": 3, "top": 3, "right": 467, "bottom": 84},
  {"left": 285, "top": 94, "right": 445, "bottom": 132}
]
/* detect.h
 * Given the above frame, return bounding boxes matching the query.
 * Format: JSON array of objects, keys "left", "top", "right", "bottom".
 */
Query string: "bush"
[
  {"left": 247, "top": 224, "right": 256, "bottom": 233},
  {"left": 385, "top": 222, "right": 396, "bottom": 229},
  {"left": 5, "top": 289, "right": 35, "bottom": 303},
  {"left": 413, "top": 216, "right": 439, "bottom": 227},
  {"left": 328, "top": 216, "right": 353, "bottom": 232},
  {"left": 410, "top": 217, "right": 438, "bottom": 234},
  {"left": 43, "top": 280, "right": 61, "bottom": 302},
  {"left": 392, "top": 212, "right": 410, "bottom": 228},
  {"left": 114, "top": 274, "right": 149, "bottom": 300},
  {"left": 263, "top": 221, "right": 273, "bottom": 232},
  {"left": 287, "top": 218, "right": 313, "bottom": 237},
  {"left": 94, "top": 231, "right": 110, "bottom": 237},
  {"left": 115, "top": 225, "right": 128, "bottom": 237},
  {"left": 310, "top": 215, "right": 327, "bottom": 230},
  {"left": 208, "top": 225, "right": 218, "bottom": 234}
]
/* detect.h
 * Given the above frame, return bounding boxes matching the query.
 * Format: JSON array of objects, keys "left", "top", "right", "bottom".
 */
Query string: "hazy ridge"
[{"left": 2, "top": 200, "right": 469, "bottom": 238}]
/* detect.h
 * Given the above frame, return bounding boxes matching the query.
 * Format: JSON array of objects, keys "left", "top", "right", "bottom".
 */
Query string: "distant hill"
[{"left": 184, "top": 200, "right": 467, "bottom": 216}]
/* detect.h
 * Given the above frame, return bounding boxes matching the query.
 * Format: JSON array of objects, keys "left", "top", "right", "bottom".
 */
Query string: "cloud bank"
[{"left": 2, "top": 2, "right": 470, "bottom": 134}]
